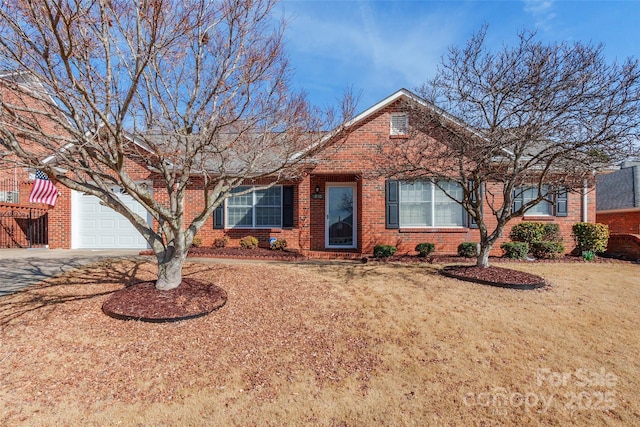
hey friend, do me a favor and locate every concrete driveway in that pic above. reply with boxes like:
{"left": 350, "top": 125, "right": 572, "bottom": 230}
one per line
{"left": 0, "top": 249, "right": 141, "bottom": 296}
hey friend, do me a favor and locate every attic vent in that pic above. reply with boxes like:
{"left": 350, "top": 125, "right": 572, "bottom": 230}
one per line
{"left": 390, "top": 113, "right": 408, "bottom": 136}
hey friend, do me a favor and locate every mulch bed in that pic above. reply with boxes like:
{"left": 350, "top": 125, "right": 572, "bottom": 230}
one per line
{"left": 140, "top": 246, "right": 307, "bottom": 261}
{"left": 102, "top": 278, "right": 227, "bottom": 322}
{"left": 440, "top": 265, "right": 546, "bottom": 290}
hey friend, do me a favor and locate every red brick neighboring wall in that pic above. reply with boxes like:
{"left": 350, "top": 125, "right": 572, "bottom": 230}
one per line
{"left": 596, "top": 211, "right": 640, "bottom": 235}
{"left": 606, "top": 234, "right": 640, "bottom": 260}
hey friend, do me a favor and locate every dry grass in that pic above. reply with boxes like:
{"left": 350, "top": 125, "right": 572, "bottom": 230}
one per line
{"left": 0, "top": 258, "right": 638, "bottom": 426}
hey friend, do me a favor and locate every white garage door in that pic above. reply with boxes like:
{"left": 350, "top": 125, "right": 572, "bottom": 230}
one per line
{"left": 72, "top": 189, "right": 149, "bottom": 249}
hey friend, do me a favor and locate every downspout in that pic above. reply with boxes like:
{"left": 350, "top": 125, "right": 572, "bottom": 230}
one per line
{"left": 582, "top": 179, "right": 588, "bottom": 222}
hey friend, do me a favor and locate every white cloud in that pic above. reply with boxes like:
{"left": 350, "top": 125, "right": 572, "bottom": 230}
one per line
{"left": 523, "top": 0, "right": 556, "bottom": 31}
{"left": 280, "top": 1, "right": 463, "bottom": 108}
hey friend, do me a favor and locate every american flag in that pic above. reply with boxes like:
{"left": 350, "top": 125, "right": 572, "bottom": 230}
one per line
{"left": 29, "top": 170, "right": 59, "bottom": 206}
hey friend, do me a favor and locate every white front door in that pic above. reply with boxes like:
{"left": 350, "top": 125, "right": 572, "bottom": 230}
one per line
{"left": 325, "top": 184, "right": 356, "bottom": 248}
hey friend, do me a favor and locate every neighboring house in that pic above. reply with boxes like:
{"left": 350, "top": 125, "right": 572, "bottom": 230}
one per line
{"left": 596, "top": 161, "right": 640, "bottom": 234}
{"left": 15, "top": 89, "right": 594, "bottom": 256}
{"left": 596, "top": 161, "right": 640, "bottom": 260}
{"left": 0, "top": 74, "right": 55, "bottom": 248}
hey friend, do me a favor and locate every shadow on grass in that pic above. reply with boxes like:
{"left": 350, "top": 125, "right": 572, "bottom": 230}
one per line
{"left": 0, "top": 258, "right": 149, "bottom": 326}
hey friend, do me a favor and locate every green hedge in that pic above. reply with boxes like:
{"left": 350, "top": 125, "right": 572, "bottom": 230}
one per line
{"left": 415, "top": 243, "right": 435, "bottom": 257}
{"left": 510, "top": 222, "right": 562, "bottom": 244}
{"left": 457, "top": 242, "right": 478, "bottom": 258}
{"left": 572, "top": 222, "right": 609, "bottom": 253}
{"left": 530, "top": 241, "right": 565, "bottom": 259}
{"left": 500, "top": 242, "right": 529, "bottom": 259}
{"left": 373, "top": 244, "right": 397, "bottom": 258}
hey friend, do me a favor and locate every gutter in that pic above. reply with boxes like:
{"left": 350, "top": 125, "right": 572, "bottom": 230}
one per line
{"left": 582, "top": 180, "right": 588, "bottom": 222}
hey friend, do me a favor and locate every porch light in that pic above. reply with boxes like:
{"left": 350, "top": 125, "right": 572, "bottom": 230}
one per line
{"left": 311, "top": 184, "right": 323, "bottom": 199}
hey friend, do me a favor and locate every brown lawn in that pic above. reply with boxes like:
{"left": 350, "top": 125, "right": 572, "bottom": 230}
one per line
{"left": 0, "top": 258, "right": 638, "bottom": 426}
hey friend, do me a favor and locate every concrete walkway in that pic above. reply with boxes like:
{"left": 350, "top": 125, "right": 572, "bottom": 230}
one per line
{"left": 0, "top": 249, "right": 141, "bottom": 296}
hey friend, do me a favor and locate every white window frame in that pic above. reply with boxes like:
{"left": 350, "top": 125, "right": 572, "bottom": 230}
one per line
{"left": 390, "top": 113, "right": 408, "bottom": 136}
{"left": 226, "top": 186, "right": 283, "bottom": 228}
{"left": 399, "top": 181, "right": 465, "bottom": 228}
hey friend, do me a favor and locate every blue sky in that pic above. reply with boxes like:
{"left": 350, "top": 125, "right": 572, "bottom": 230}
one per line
{"left": 277, "top": 0, "right": 640, "bottom": 113}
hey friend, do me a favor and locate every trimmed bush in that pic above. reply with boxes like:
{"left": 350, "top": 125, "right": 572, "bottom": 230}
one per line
{"left": 530, "top": 241, "right": 565, "bottom": 259}
{"left": 239, "top": 235, "right": 259, "bottom": 250}
{"left": 542, "top": 223, "right": 562, "bottom": 242}
{"left": 572, "top": 222, "right": 609, "bottom": 254}
{"left": 510, "top": 222, "right": 563, "bottom": 244}
{"left": 509, "top": 222, "right": 544, "bottom": 244}
{"left": 191, "top": 236, "right": 203, "bottom": 247}
{"left": 457, "top": 242, "right": 478, "bottom": 258}
{"left": 415, "top": 242, "right": 435, "bottom": 257}
{"left": 213, "top": 237, "right": 228, "bottom": 248}
{"left": 270, "top": 238, "right": 287, "bottom": 250}
{"left": 501, "top": 242, "right": 529, "bottom": 259}
{"left": 373, "top": 244, "right": 397, "bottom": 258}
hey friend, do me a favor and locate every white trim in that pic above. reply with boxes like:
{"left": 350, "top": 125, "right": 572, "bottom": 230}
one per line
{"left": 325, "top": 183, "right": 357, "bottom": 249}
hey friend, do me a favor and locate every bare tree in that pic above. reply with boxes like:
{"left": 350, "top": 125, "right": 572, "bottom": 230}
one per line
{"left": 380, "top": 26, "right": 640, "bottom": 267}
{"left": 0, "top": 0, "right": 353, "bottom": 290}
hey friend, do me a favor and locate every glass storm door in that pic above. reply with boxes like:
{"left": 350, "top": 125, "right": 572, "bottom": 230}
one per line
{"left": 326, "top": 184, "right": 356, "bottom": 248}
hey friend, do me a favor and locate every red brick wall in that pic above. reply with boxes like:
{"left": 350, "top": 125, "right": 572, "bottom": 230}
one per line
{"left": 304, "top": 100, "right": 596, "bottom": 256}
{"left": 605, "top": 234, "right": 640, "bottom": 260}
{"left": 596, "top": 211, "right": 640, "bottom": 235}
{"left": 45, "top": 97, "right": 598, "bottom": 256}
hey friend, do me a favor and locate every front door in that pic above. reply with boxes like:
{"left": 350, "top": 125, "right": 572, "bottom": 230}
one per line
{"left": 325, "top": 184, "right": 356, "bottom": 248}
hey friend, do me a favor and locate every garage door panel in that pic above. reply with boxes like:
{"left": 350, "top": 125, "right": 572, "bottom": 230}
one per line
{"left": 73, "top": 190, "right": 149, "bottom": 249}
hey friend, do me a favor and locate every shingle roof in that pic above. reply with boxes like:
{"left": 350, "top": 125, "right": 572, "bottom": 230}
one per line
{"left": 596, "top": 162, "right": 640, "bottom": 211}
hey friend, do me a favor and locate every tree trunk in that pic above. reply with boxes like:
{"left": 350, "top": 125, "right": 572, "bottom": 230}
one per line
{"left": 155, "top": 249, "right": 187, "bottom": 290}
{"left": 476, "top": 242, "right": 492, "bottom": 268}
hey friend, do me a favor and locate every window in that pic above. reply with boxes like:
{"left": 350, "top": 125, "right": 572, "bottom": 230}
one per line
{"left": 226, "top": 186, "right": 282, "bottom": 228}
{"left": 513, "top": 186, "right": 553, "bottom": 216}
{"left": 398, "top": 181, "right": 464, "bottom": 227}
{"left": 390, "top": 113, "right": 408, "bottom": 136}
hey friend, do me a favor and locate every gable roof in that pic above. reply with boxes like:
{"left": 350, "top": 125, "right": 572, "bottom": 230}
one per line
{"left": 344, "top": 88, "right": 475, "bottom": 135}
{"left": 596, "top": 162, "right": 640, "bottom": 211}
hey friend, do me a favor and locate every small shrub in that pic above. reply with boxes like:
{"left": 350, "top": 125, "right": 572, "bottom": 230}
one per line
{"left": 542, "top": 223, "right": 562, "bottom": 242}
{"left": 457, "top": 242, "right": 478, "bottom": 258}
{"left": 271, "top": 238, "right": 287, "bottom": 250}
{"left": 501, "top": 242, "right": 529, "bottom": 259}
{"left": 582, "top": 250, "right": 596, "bottom": 261}
{"left": 373, "top": 244, "right": 397, "bottom": 258}
{"left": 239, "top": 235, "right": 259, "bottom": 250}
{"left": 213, "top": 236, "right": 229, "bottom": 248}
{"left": 530, "top": 241, "right": 565, "bottom": 259}
{"left": 509, "top": 222, "right": 544, "bottom": 244}
{"left": 191, "top": 236, "right": 203, "bottom": 248}
{"left": 572, "top": 222, "right": 609, "bottom": 254}
{"left": 415, "top": 242, "right": 435, "bottom": 257}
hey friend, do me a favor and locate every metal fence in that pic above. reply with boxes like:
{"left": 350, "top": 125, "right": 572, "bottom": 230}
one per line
{"left": 0, "top": 207, "right": 48, "bottom": 248}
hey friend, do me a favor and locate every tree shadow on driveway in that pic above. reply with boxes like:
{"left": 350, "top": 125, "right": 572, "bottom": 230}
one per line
{"left": 0, "top": 258, "right": 148, "bottom": 326}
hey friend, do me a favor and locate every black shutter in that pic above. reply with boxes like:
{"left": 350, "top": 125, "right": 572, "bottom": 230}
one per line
{"left": 282, "top": 186, "right": 294, "bottom": 228}
{"left": 386, "top": 180, "right": 399, "bottom": 229}
{"left": 555, "top": 187, "right": 568, "bottom": 217}
{"left": 468, "top": 180, "right": 481, "bottom": 228}
{"left": 512, "top": 188, "right": 524, "bottom": 214}
{"left": 213, "top": 203, "right": 224, "bottom": 229}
